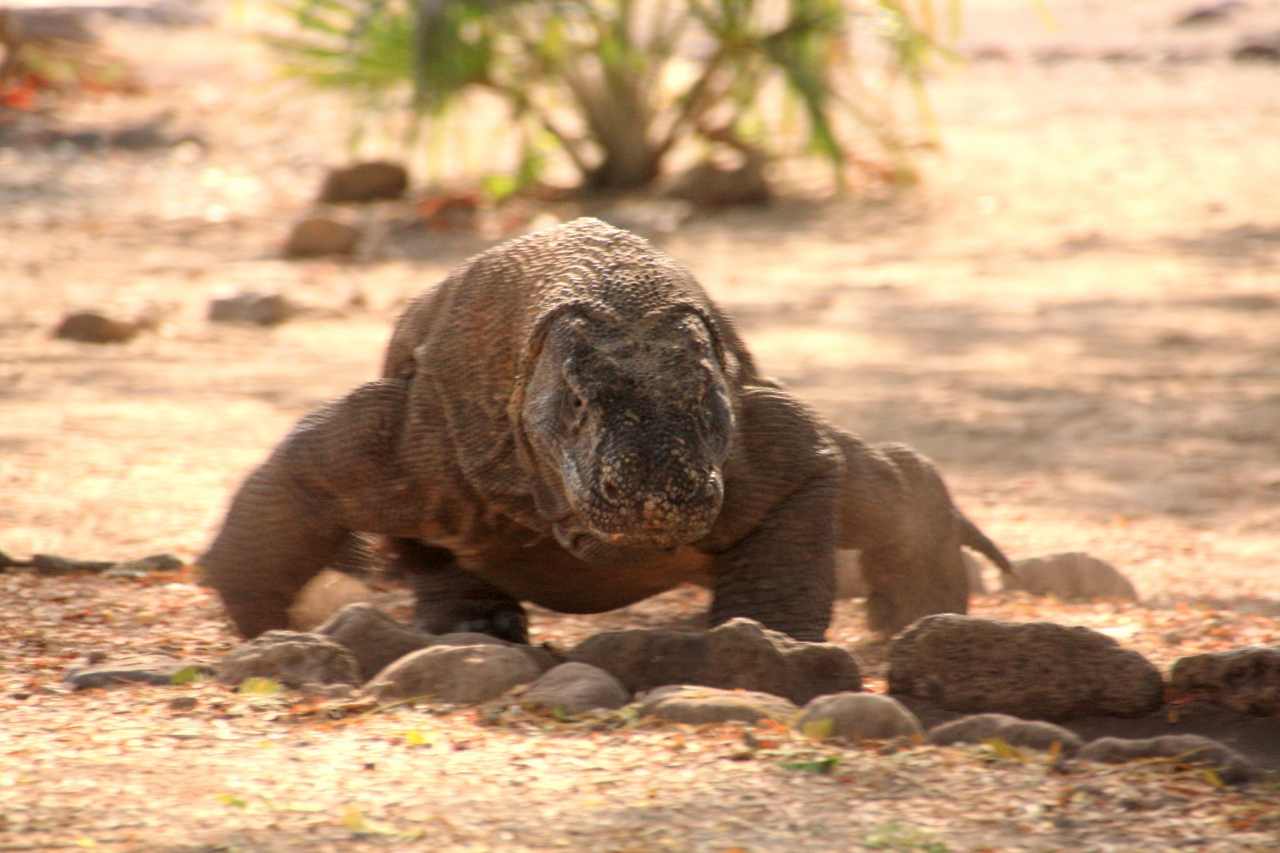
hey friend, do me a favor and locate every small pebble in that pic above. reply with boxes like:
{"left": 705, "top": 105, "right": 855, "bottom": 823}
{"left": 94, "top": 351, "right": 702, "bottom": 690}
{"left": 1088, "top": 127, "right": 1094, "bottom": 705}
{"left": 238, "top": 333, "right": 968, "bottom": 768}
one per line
{"left": 169, "top": 696, "right": 199, "bottom": 711}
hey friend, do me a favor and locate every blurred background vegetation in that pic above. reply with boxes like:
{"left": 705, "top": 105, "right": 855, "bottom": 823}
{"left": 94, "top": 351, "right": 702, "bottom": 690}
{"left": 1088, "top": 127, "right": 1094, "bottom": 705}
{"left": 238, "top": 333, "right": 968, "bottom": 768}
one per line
{"left": 266, "top": 0, "right": 964, "bottom": 196}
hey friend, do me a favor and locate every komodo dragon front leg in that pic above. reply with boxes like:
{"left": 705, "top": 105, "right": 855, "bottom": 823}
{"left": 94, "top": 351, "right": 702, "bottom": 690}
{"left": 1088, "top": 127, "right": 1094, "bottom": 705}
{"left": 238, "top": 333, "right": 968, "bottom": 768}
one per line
{"left": 707, "top": 388, "right": 844, "bottom": 642}
{"left": 200, "top": 379, "right": 425, "bottom": 638}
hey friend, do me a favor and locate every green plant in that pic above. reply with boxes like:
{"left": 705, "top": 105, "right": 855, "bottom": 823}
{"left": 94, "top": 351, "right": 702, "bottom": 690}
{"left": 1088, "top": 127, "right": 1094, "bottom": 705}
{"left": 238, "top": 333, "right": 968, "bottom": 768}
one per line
{"left": 268, "top": 0, "right": 963, "bottom": 191}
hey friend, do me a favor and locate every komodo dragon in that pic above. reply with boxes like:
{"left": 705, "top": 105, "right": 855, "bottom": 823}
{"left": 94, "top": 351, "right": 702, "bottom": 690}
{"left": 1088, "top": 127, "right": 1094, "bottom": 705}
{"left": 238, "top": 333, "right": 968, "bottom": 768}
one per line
{"left": 201, "top": 218, "right": 1011, "bottom": 642}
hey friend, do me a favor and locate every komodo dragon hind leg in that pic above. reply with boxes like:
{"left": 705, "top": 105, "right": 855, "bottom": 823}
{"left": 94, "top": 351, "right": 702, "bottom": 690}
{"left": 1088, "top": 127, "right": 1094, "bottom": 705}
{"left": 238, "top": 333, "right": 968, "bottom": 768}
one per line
{"left": 392, "top": 539, "right": 529, "bottom": 644}
{"left": 836, "top": 436, "right": 976, "bottom": 636}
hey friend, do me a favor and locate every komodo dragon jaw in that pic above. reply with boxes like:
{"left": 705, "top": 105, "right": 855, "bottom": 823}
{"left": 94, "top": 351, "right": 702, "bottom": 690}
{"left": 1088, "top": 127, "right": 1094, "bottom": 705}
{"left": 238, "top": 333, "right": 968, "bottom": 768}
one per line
{"left": 519, "top": 307, "right": 733, "bottom": 558}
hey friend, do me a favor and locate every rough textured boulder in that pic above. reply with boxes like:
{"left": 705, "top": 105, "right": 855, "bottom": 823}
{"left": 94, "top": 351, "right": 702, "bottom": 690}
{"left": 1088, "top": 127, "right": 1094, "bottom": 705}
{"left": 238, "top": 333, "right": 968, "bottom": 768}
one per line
{"left": 523, "top": 663, "right": 631, "bottom": 716}
{"left": 569, "top": 618, "right": 861, "bottom": 706}
{"left": 288, "top": 569, "right": 373, "bottom": 632}
{"left": 318, "top": 161, "right": 408, "bottom": 204}
{"left": 218, "top": 631, "right": 359, "bottom": 689}
{"left": 368, "top": 644, "right": 540, "bottom": 703}
{"left": 284, "top": 216, "right": 363, "bottom": 258}
{"left": 53, "top": 311, "right": 140, "bottom": 344}
{"left": 1078, "top": 735, "right": 1261, "bottom": 784}
{"left": 1170, "top": 648, "right": 1280, "bottom": 715}
{"left": 64, "top": 657, "right": 214, "bottom": 690}
{"left": 887, "top": 615, "right": 1164, "bottom": 720}
{"left": 926, "top": 713, "right": 1084, "bottom": 754}
{"left": 796, "top": 693, "right": 923, "bottom": 742}
{"left": 316, "top": 603, "right": 437, "bottom": 681}
{"left": 1005, "top": 553, "right": 1137, "bottom": 602}
{"left": 208, "top": 291, "right": 297, "bottom": 326}
{"left": 639, "top": 685, "right": 798, "bottom": 725}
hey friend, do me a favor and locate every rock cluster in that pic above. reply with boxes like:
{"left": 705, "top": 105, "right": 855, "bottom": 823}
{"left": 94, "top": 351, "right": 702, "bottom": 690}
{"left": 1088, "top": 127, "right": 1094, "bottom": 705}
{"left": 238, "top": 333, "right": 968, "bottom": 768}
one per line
{"left": 569, "top": 617, "right": 862, "bottom": 705}
{"left": 73, "top": 603, "right": 1278, "bottom": 782}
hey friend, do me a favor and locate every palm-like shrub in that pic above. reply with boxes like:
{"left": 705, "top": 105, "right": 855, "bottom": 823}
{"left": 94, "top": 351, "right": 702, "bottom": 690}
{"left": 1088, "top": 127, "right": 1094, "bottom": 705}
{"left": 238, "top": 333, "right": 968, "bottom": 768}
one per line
{"left": 269, "top": 0, "right": 959, "bottom": 191}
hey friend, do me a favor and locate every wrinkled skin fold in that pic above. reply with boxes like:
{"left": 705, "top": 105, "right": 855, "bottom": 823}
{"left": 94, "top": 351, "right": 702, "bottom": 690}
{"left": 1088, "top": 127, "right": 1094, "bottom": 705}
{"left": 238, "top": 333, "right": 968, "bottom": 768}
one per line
{"left": 200, "top": 218, "right": 1012, "bottom": 643}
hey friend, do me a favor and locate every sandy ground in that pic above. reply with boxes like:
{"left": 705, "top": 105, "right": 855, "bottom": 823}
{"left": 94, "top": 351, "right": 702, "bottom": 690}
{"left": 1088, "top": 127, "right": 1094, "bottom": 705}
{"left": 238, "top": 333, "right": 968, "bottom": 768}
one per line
{"left": 2, "top": 0, "right": 1280, "bottom": 850}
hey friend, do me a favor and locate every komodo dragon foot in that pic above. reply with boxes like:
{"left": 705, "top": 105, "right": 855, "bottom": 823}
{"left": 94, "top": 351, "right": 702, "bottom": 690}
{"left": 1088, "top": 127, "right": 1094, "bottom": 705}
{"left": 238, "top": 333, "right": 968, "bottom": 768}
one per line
{"left": 392, "top": 539, "right": 530, "bottom": 644}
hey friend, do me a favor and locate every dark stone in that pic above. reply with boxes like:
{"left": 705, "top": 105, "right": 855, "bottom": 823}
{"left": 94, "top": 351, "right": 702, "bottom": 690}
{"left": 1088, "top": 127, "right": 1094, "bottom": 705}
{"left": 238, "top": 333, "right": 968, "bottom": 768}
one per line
{"left": 218, "top": 631, "right": 359, "bottom": 689}
{"left": 106, "top": 553, "right": 184, "bottom": 577}
{"left": 926, "top": 713, "right": 1084, "bottom": 754}
{"left": 1078, "top": 735, "right": 1261, "bottom": 784}
{"left": 639, "top": 685, "right": 798, "bottom": 725}
{"left": 1175, "top": 2, "right": 1247, "bottom": 27}
{"left": 1006, "top": 552, "right": 1138, "bottom": 602}
{"left": 666, "top": 150, "right": 771, "bottom": 208}
{"left": 284, "top": 216, "right": 364, "bottom": 258}
{"left": 317, "top": 161, "right": 408, "bottom": 204}
{"left": 52, "top": 311, "right": 139, "bottom": 344}
{"left": 64, "top": 657, "right": 215, "bottom": 690}
{"left": 30, "top": 554, "right": 116, "bottom": 575}
{"left": 1232, "top": 35, "right": 1280, "bottom": 63}
{"left": 888, "top": 615, "right": 1164, "bottom": 720}
{"left": 207, "top": 292, "right": 296, "bottom": 326}
{"left": 1170, "top": 647, "right": 1280, "bottom": 715}
{"left": 367, "top": 644, "right": 540, "bottom": 703}
{"left": 523, "top": 663, "right": 631, "bottom": 716}
{"left": 568, "top": 617, "right": 861, "bottom": 706}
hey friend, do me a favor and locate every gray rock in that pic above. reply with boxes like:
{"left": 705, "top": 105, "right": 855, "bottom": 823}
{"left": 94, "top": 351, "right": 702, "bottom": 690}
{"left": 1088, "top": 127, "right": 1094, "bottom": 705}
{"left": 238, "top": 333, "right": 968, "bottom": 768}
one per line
{"left": 431, "top": 633, "right": 562, "bottom": 673}
{"left": 888, "top": 615, "right": 1164, "bottom": 720}
{"left": 569, "top": 617, "right": 861, "bottom": 706}
{"left": 218, "top": 631, "right": 359, "bottom": 689}
{"left": 208, "top": 291, "right": 296, "bottom": 326}
{"left": 523, "top": 663, "right": 631, "bottom": 716}
{"left": 64, "top": 657, "right": 215, "bottom": 690}
{"left": 105, "top": 553, "right": 184, "bottom": 578}
{"left": 316, "top": 603, "right": 436, "bottom": 681}
{"left": 318, "top": 161, "right": 408, "bottom": 204}
{"left": 1170, "top": 647, "right": 1280, "bottom": 715}
{"left": 29, "top": 554, "right": 115, "bottom": 575}
{"left": 1005, "top": 553, "right": 1138, "bottom": 602}
{"left": 1232, "top": 35, "right": 1280, "bottom": 64}
{"left": 640, "top": 685, "right": 798, "bottom": 725}
{"left": 1078, "top": 735, "right": 1261, "bottom": 784}
{"left": 926, "top": 713, "right": 1084, "bottom": 754}
{"left": 284, "top": 216, "right": 363, "bottom": 258}
{"left": 368, "top": 644, "right": 540, "bottom": 704}
{"left": 796, "top": 693, "right": 923, "bottom": 742}
{"left": 53, "top": 311, "right": 140, "bottom": 344}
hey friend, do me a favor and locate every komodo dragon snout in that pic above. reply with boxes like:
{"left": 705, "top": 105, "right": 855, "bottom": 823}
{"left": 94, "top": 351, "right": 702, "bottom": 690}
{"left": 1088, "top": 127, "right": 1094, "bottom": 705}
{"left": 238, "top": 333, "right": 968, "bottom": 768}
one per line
{"left": 518, "top": 307, "right": 734, "bottom": 557}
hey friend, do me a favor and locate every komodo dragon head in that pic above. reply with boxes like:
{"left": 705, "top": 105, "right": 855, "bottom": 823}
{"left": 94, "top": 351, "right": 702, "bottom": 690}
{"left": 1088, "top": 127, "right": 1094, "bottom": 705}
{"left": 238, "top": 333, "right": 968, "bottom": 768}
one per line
{"left": 516, "top": 302, "right": 735, "bottom": 561}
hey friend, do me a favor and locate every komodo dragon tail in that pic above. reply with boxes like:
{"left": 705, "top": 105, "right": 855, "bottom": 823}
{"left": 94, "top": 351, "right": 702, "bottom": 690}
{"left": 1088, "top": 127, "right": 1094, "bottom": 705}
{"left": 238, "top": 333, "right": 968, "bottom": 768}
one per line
{"left": 955, "top": 510, "right": 1013, "bottom": 576}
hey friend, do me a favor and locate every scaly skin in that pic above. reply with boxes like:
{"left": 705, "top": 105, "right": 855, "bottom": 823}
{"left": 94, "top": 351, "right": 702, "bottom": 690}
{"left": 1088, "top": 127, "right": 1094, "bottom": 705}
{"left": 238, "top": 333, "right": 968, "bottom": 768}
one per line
{"left": 200, "top": 218, "right": 1010, "bottom": 642}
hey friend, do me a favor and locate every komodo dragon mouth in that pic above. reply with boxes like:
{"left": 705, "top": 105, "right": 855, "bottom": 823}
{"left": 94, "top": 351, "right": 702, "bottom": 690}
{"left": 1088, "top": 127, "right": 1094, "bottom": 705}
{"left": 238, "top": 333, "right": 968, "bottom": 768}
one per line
{"left": 520, "top": 305, "right": 733, "bottom": 560}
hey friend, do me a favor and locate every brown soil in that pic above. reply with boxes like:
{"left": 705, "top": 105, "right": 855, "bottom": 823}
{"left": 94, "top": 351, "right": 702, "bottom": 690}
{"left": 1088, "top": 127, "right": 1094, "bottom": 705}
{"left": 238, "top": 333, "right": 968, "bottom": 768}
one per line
{"left": 2, "top": 1, "right": 1280, "bottom": 850}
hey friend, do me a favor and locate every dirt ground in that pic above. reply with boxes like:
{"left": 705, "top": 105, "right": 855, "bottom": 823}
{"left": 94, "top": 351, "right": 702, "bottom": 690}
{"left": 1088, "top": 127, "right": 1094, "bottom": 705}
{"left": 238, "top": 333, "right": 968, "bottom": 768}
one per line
{"left": 3, "top": 0, "right": 1280, "bottom": 850}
